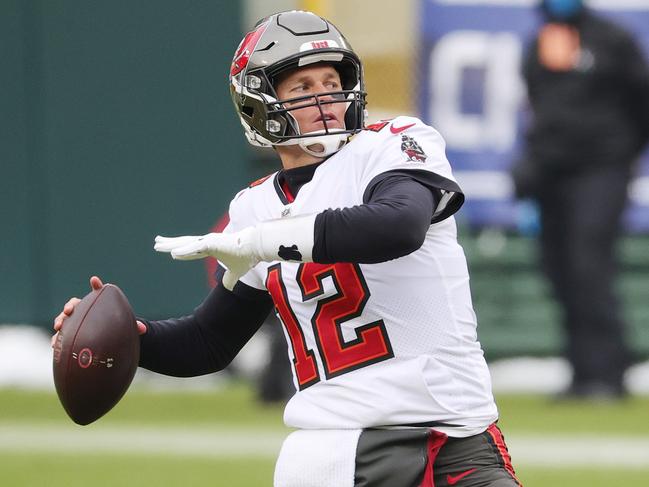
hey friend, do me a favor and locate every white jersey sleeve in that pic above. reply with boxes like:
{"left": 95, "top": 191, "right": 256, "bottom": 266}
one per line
{"left": 359, "top": 116, "right": 464, "bottom": 223}
{"left": 220, "top": 178, "right": 276, "bottom": 291}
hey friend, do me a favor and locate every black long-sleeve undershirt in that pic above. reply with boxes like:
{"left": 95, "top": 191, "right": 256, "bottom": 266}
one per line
{"left": 139, "top": 170, "right": 452, "bottom": 376}
{"left": 139, "top": 278, "right": 274, "bottom": 376}
{"left": 313, "top": 174, "right": 437, "bottom": 263}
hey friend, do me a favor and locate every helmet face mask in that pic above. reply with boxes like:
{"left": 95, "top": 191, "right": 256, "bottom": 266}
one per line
{"left": 229, "top": 11, "right": 367, "bottom": 157}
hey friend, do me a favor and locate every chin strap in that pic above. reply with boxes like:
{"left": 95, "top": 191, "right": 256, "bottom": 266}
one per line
{"left": 297, "top": 131, "right": 349, "bottom": 157}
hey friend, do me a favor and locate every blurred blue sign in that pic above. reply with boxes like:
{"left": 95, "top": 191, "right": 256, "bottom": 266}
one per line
{"left": 419, "top": 0, "right": 649, "bottom": 232}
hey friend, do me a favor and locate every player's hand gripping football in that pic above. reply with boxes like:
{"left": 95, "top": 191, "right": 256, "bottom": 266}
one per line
{"left": 51, "top": 276, "right": 147, "bottom": 348}
{"left": 154, "top": 214, "right": 318, "bottom": 291}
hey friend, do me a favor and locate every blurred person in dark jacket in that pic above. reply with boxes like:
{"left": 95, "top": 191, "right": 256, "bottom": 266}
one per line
{"left": 512, "top": 0, "right": 649, "bottom": 399}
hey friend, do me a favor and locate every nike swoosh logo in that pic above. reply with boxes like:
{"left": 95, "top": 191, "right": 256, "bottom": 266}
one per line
{"left": 389, "top": 122, "right": 416, "bottom": 134}
{"left": 447, "top": 468, "right": 478, "bottom": 485}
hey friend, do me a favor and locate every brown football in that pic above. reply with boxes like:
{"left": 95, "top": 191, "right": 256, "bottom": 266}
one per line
{"left": 53, "top": 283, "right": 139, "bottom": 425}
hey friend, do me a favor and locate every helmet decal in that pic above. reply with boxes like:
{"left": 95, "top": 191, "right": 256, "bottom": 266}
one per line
{"left": 300, "top": 40, "right": 340, "bottom": 52}
{"left": 230, "top": 22, "right": 269, "bottom": 77}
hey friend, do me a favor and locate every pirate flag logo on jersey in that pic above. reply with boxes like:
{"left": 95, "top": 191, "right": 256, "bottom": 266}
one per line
{"left": 400, "top": 135, "right": 427, "bottom": 162}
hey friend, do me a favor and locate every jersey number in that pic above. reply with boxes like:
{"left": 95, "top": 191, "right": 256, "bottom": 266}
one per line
{"left": 266, "top": 263, "right": 394, "bottom": 390}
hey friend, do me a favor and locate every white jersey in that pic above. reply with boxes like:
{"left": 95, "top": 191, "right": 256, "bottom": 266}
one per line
{"left": 224, "top": 116, "right": 498, "bottom": 437}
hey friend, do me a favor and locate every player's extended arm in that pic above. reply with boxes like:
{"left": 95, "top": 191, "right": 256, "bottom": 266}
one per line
{"left": 154, "top": 214, "right": 317, "bottom": 291}
{"left": 138, "top": 276, "right": 274, "bottom": 376}
{"left": 155, "top": 175, "right": 438, "bottom": 288}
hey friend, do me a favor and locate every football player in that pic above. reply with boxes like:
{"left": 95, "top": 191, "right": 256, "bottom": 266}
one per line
{"left": 55, "top": 10, "right": 521, "bottom": 487}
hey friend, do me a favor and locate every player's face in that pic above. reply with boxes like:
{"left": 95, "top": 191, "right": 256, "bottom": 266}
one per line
{"left": 275, "top": 64, "right": 347, "bottom": 135}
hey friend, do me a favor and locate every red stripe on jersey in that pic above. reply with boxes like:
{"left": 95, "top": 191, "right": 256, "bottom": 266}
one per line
{"left": 364, "top": 120, "right": 391, "bottom": 132}
{"left": 486, "top": 424, "right": 522, "bottom": 486}
{"left": 281, "top": 178, "right": 295, "bottom": 203}
{"left": 249, "top": 173, "right": 273, "bottom": 188}
{"left": 419, "top": 430, "right": 448, "bottom": 487}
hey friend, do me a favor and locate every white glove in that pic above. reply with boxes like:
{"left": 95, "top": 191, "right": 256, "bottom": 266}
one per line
{"left": 154, "top": 214, "right": 317, "bottom": 291}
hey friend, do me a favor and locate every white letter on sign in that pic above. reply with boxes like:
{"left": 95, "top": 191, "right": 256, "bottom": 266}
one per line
{"left": 429, "top": 30, "right": 524, "bottom": 152}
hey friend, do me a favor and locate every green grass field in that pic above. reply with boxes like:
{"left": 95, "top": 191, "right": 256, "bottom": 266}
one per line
{"left": 1, "top": 383, "right": 648, "bottom": 486}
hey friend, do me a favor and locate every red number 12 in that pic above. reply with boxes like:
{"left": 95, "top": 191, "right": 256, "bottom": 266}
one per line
{"left": 266, "top": 262, "right": 394, "bottom": 390}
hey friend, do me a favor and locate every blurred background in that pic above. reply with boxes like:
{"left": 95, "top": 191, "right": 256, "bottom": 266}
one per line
{"left": 1, "top": 1, "right": 649, "bottom": 486}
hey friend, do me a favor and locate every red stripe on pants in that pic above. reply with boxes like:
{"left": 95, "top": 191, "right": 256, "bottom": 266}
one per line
{"left": 487, "top": 424, "right": 522, "bottom": 486}
{"left": 419, "top": 430, "right": 448, "bottom": 487}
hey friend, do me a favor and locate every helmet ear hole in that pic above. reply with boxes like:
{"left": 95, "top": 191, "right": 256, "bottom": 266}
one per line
{"left": 334, "top": 63, "right": 357, "bottom": 91}
{"left": 345, "top": 104, "right": 360, "bottom": 130}
{"left": 344, "top": 90, "right": 364, "bottom": 131}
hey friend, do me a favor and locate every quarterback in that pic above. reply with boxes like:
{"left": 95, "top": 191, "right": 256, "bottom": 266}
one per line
{"left": 55, "top": 10, "right": 521, "bottom": 487}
